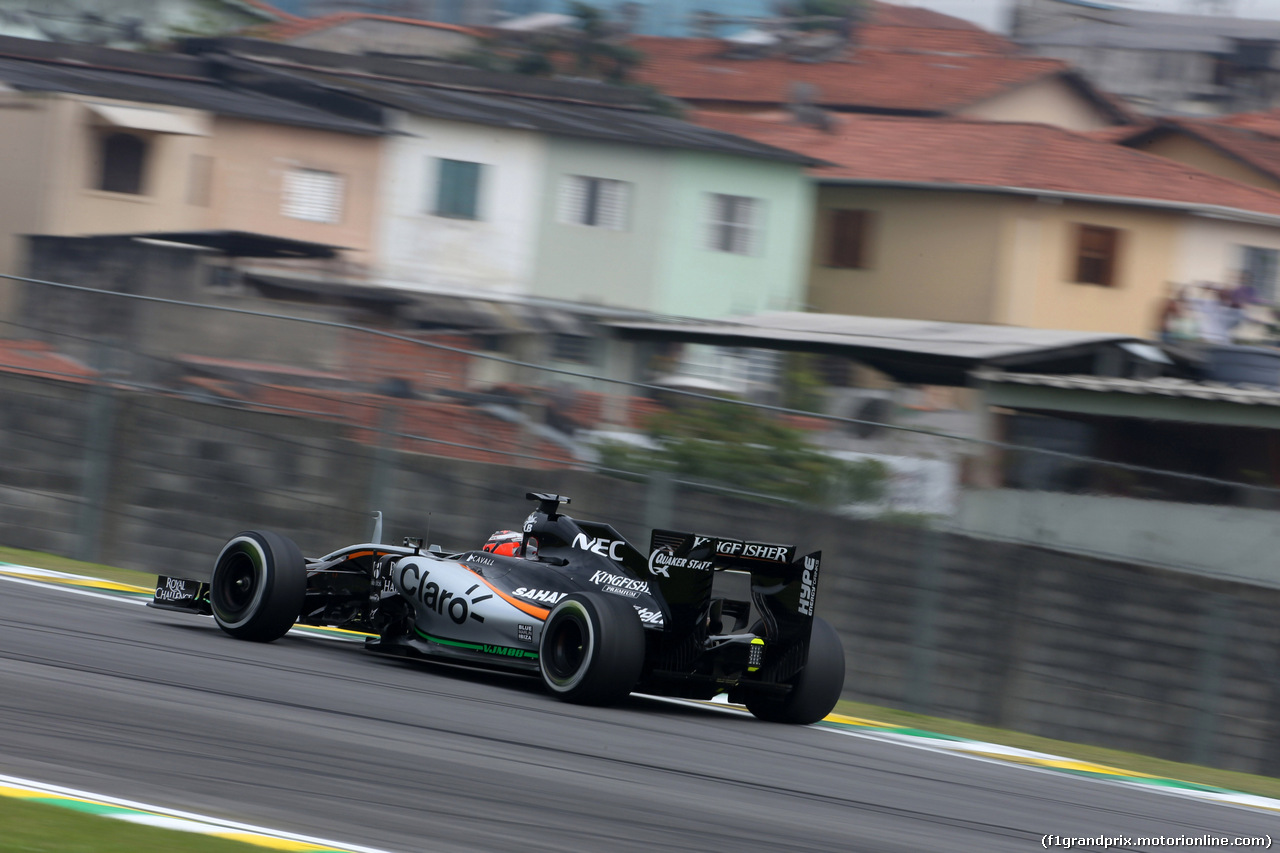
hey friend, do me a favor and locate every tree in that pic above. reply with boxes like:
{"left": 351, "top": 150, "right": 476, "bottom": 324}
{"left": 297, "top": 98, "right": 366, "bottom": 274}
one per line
{"left": 598, "top": 398, "right": 887, "bottom": 507}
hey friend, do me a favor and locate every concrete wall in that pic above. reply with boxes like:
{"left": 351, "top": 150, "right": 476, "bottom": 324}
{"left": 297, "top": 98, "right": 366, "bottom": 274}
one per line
{"left": 0, "top": 92, "right": 214, "bottom": 279}
{"left": 3, "top": 368, "right": 1279, "bottom": 775}
{"left": 953, "top": 489, "right": 1280, "bottom": 588}
{"left": 532, "top": 139, "right": 670, "bottom": 310}
{"left": 655, "top": 151, "right": 812, "bottom": 318}
{"left": 809, "top": 187, "right": 1006, "bottom": 322}
{"left": 376, "top": 114, "right": 546, "bottom": 293}
{"left": 808, "top": 187, "right": 1185, "bottom": 337}
{"left": 209, "top": 116, "right": 381, "bottom": 264}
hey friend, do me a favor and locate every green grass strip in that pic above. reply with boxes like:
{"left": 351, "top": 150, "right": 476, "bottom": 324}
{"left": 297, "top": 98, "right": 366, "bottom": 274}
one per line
{"left": 0, "top": 796, "right": 299, "bottom": 853}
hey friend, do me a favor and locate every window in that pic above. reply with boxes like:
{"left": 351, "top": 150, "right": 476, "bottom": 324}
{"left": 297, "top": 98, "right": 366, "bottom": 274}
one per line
{"left": 434, "top": 159, "right": 482, "bottom": 220}
{"left": 706, "top": 193, "right": 761, "bottom": 255}
{"left": 827, "top": 209, "right": 872, "bottom": 268}
{"left": 97, "top": 132, "right": 147, "bottom": 194}
{"left": 1073, "top": 224, "right": 1121, "bottom": 286}
{"left": 551, "top": 334, "right": 594, "bottom": 364}
{"left": 557, "top": 175, "right": 629, "bottom": 230}
{"left": 281, "top": 168, "right": 344, "bottom": 223}
{"left": 1241, "top": 246, "right": 1279, "bottom": 302}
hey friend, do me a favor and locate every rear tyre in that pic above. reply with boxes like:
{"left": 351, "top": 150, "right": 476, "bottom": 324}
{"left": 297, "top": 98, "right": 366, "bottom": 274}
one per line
{"left": 210, "top": 530, "right": 307, "bottom": 642}
{"left": 745, "top": 617, "right": 845, "bottom": 724}
{"left": 538, "top": 592, "right": 644, "bottom": 705}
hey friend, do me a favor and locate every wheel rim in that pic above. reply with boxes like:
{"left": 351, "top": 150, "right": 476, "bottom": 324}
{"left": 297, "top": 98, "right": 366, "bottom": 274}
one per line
{"left": 217, "top": 552, "right": 257, "bottom": 615}
{"left": 212, "top": 537, "right": 269, "bottom": 629}
{"left": 541, "top": 601, "right": 593, "bottom": 691}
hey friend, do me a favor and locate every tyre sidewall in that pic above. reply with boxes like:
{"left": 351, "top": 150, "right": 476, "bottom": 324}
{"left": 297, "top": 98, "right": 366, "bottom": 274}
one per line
{"left": 211, "top": 530, "right": 305, "bottom": 642}
{"left": 211, "top": 533, "right": 272, "bottom": 631}
{"left": 747, "top": 616, "right": 846, "bottom": 725}
{"left": 538, "top": 592, "right": 644, "bottom": 705}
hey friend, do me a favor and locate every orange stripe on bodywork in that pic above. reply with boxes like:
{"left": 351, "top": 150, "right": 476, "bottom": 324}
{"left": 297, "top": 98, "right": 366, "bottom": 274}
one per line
{"left": 458, "top": 564, "right": 551, "bottom": 620}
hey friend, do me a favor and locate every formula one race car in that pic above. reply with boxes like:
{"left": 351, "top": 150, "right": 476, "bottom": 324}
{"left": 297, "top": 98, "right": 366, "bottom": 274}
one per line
{"left": 150, "top": 493, "right": 844, "bottom": 724}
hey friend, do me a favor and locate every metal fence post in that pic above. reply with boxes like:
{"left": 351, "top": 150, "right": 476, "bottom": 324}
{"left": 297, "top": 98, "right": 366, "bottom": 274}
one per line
{"left": 75, "top": 341, "right": 116, "bottom": 564}
{"left": 367, "top": 402, "right": 400, "bottom": 519}
{"left": 644, "top": 471, "right": 674, "bottom": 533}
{"left": 1189, "top": 592, "right": 1232, "bottom": 767}
{"left": 906, "top": 526, "right": 943, "bottom": 713}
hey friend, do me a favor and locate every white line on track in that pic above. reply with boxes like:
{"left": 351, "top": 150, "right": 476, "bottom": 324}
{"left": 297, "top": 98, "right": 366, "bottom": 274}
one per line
{"left": 0, "top": 773, "right": 401, "bottom": 853}
{"left": 0, "top": 572, "right": 149, "bottom": 605}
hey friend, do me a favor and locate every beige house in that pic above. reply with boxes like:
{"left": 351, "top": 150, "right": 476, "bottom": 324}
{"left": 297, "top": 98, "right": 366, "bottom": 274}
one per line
{"left": 0, "top": 38, "right": 386, "bottom": 287}
{"left": 695, "top": 112, "right": 1280, "bottom": 338}
{"left": 1111, "top": 117, "right": 1280, "bottom": 195}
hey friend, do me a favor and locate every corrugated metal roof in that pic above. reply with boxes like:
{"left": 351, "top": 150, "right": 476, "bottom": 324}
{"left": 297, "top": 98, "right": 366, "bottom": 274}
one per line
{"left": 974, "top": 369, "right": 1280, "bottom": 407}
{"left": 611, "top": 312, "right": 1136, "bottom": 359}
{"left": 261, "top": 64, "right": 820, "bottom": 163}
{"left": 608, "top": 312, "right": 1142, "bottom": 385}
{"left": 0, "top": 57, "right": 386, "bottom": 135}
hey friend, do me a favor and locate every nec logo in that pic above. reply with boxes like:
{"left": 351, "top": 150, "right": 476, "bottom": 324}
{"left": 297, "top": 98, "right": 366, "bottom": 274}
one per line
{"left": 572, "top": 533, "right": 625, "bottom": 561}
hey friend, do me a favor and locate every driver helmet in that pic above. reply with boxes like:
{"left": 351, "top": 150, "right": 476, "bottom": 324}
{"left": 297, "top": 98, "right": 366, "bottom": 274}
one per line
{"left": 482, "top": 529, "right": 522, "bottom": 557}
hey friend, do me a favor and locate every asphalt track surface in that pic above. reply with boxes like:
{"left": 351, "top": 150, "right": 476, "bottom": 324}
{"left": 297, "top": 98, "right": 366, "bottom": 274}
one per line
{"left": 1, "top": 580, "right": 1275, "bottom": 853}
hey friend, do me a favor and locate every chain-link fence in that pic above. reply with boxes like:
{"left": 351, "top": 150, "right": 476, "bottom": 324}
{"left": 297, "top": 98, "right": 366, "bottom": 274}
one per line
{"left": 3, "top": 271, "right": 1279, "bottom": 776}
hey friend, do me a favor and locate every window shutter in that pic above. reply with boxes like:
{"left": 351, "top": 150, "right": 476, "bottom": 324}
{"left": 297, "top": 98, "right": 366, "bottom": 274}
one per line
{"left": 599, "top": 180, "right": 628, "bottom": 231}
{"left": 829, "top": 210, "right": 867, "bottom": 268}
{"left": 739, "top": 198, "right": 759, "bottom": 256}
{"left": 436, "top": 159, "right": 481, "bottom": 219}
{"left": 705, "top": 193, "right": 723, "bottom": 251}
{"left": 558, "top": 176, "right": 588, "bottom": 224}
{"left": 281, "top": 169, "right": 343, "bottom": 223}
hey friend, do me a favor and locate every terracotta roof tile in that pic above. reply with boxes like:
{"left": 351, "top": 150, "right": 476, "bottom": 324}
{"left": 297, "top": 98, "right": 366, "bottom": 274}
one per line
{"left": 1130, "top": 118, "right": 1280, "bottom": 185}
{"left": 1215, "top": 109, "right": 1280, "bottom": 140}
{"left": 690, "top": 111, "right": 1280, "bottom": 218}
{"left": 630, "top": 39, "right": 1067, "bottom": 112}
{"left": 0, "top": 340, "right": 96, "bottom": 383}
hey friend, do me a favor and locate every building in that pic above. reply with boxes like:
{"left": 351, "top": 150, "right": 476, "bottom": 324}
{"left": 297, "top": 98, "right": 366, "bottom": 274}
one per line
{"left": 0, "top": 35, "right": 387, "bottom": 303}
{"left": 626, "top": 3, "right": 1133, "bottom": 133}
{"left": 692, "top": 111, "right": 1280, "bottom": 338}
{"left": 1013, "top": 0, "right": 1280, "bottom": 116}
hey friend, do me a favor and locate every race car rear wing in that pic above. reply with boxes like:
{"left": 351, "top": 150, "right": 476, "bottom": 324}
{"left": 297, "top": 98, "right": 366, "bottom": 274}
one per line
{"left": 646, "top": 529, "right": 820, "bottom": 648}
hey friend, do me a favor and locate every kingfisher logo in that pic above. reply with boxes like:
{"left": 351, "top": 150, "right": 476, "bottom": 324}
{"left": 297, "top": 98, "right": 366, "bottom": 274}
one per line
{"left": 717, "top": 539, "right": 791, "bottom": 563}
{"left": 798, "top": 556, "right": 818, "bottom": 616}
{"left": 398, "top": 565, "right": 491, "bottom": 624}
{"left": 590, "top": 570, "right": 649, "bottom": 598}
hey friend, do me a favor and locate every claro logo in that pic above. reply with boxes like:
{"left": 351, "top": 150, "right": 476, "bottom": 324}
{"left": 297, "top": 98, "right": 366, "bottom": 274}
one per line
{"left": 399, "top": 565, "right": 490, "bottom": 625}
{"left": 799, "top": 556, "right": 818, "bottom": 617}
{"left": 572, "top": 533, "right": 626, "bottom": 561}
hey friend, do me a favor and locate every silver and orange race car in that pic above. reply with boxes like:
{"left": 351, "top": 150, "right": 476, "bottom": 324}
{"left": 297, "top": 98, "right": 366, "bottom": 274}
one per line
{"left": 150, "top": 493, "right": 844, "bottom": 724}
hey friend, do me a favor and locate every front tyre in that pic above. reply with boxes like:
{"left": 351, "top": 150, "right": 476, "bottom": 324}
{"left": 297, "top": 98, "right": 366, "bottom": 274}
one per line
{"left": 745, "top": 617, "right": 846, "bottom": 725}
{"left": 538, "top": 592, "right": 644, "bottom": 706}
{"left": 210, "top": 531, "right": 306, "bottom": 643}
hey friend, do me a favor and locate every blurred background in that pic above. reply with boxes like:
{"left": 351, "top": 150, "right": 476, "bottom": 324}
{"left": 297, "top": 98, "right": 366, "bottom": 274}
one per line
{"left": 3, "top": 0, "right": 1280, "bottom": 779}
